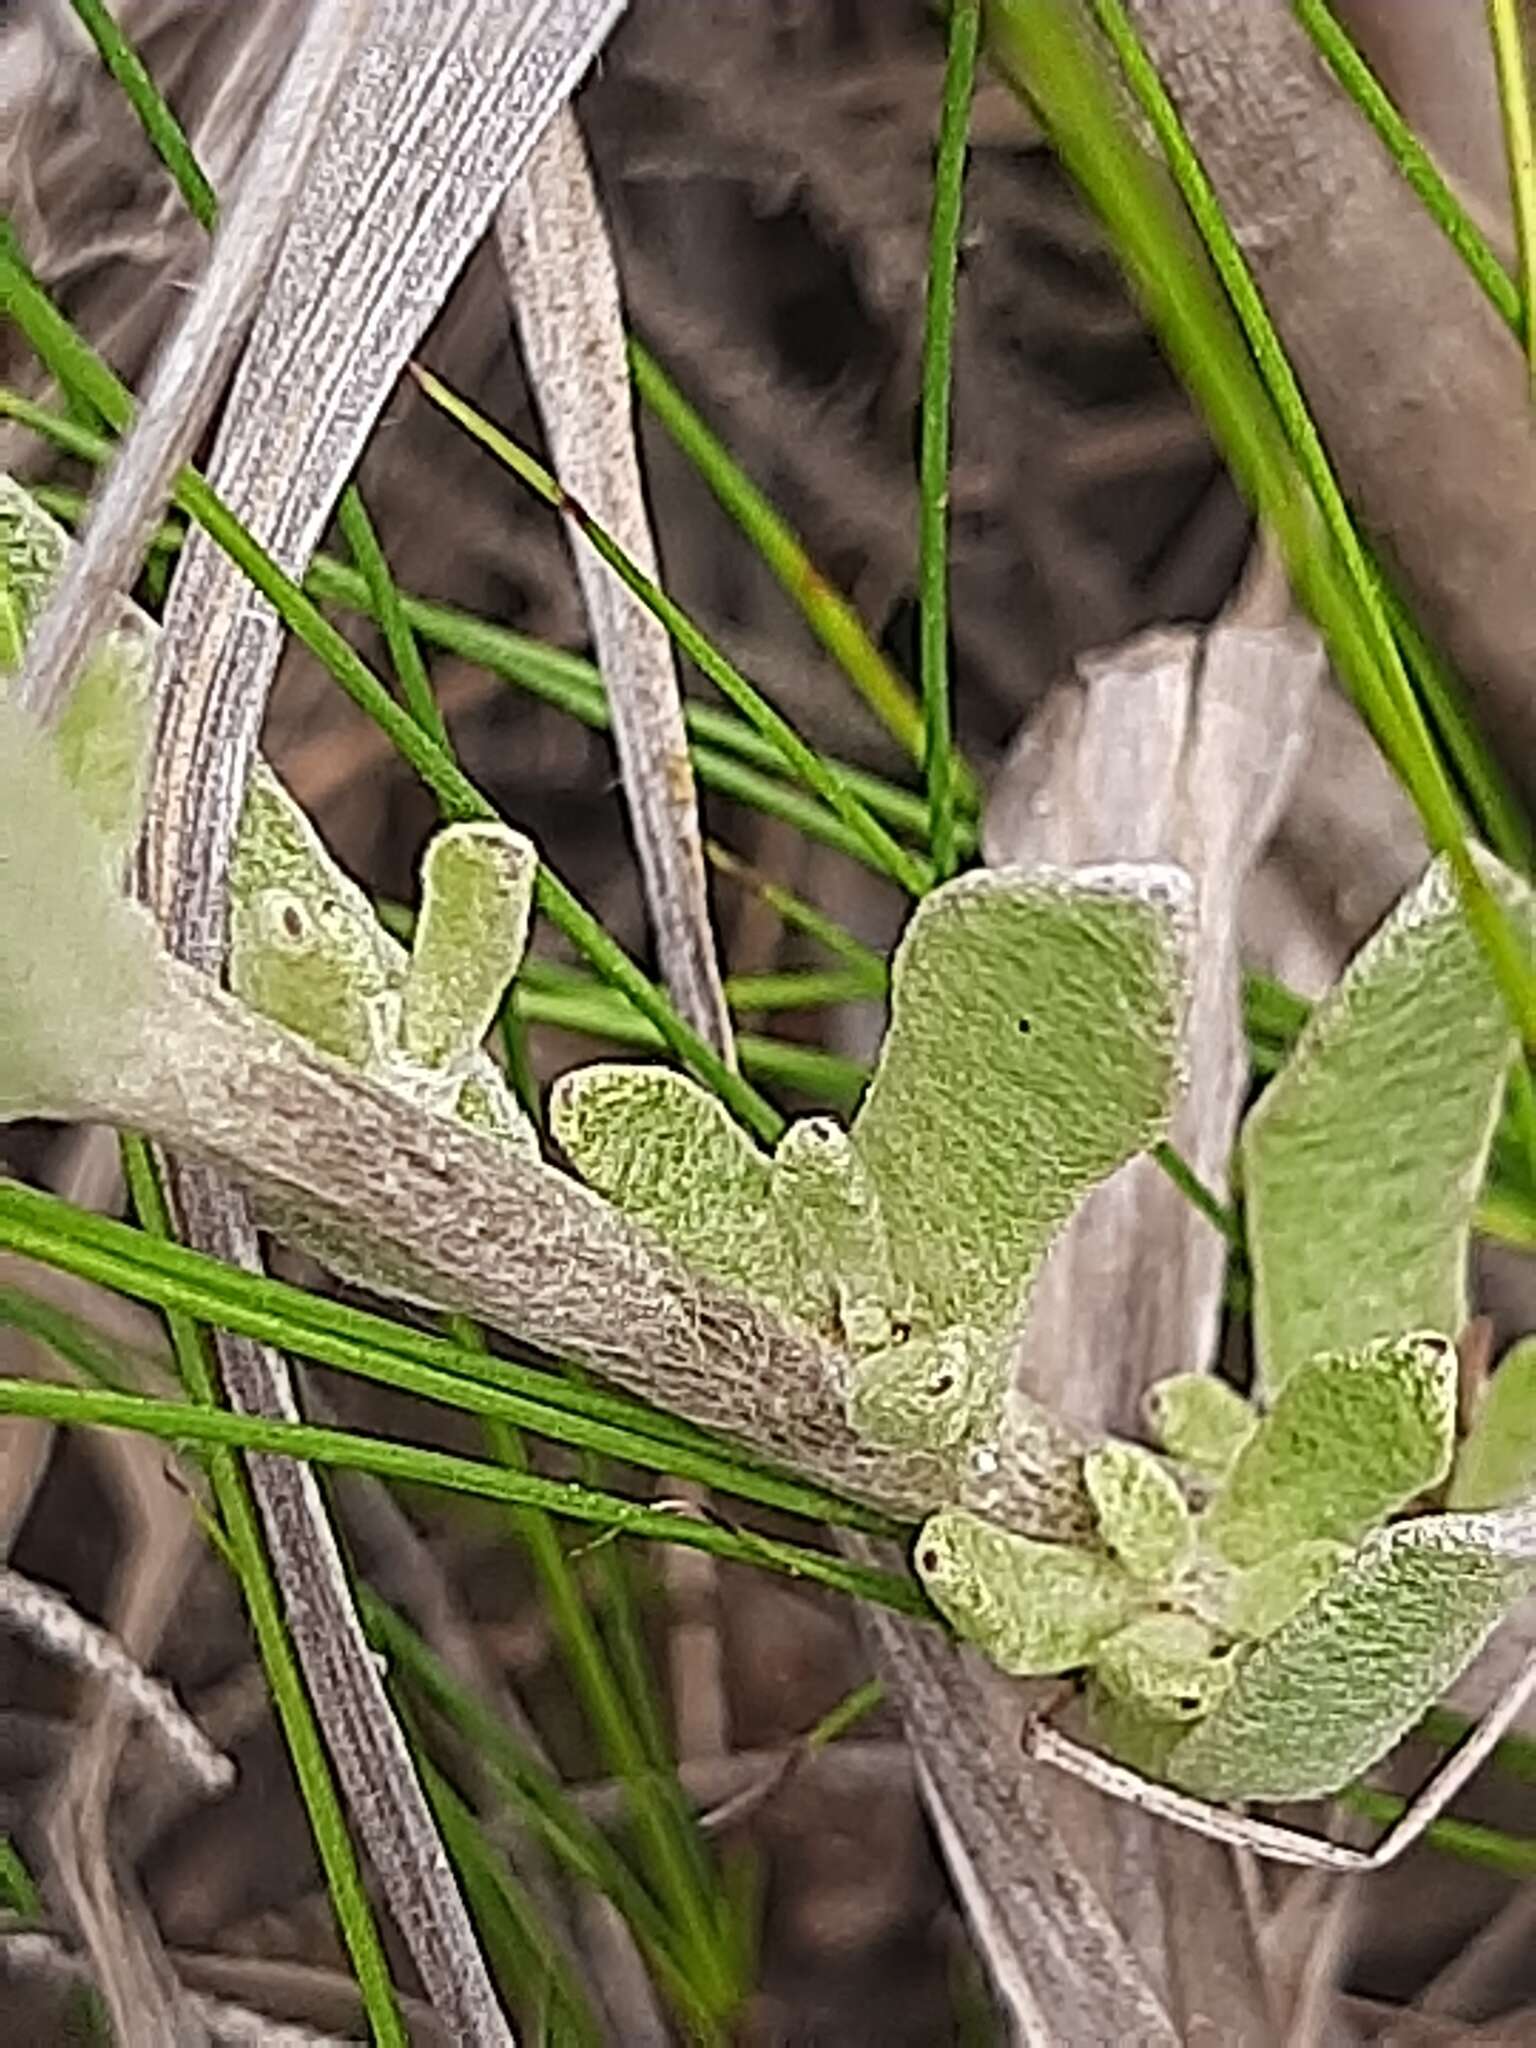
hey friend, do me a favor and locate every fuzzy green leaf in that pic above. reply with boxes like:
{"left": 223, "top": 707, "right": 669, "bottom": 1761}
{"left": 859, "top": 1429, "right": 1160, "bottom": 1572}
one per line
{"left": 1244, "top": 852, "right": 1529, "bottom": 1398}
{"left": 1083, "top": 1441, "right": 1194, "bottom": 1583}
{"left": 400, "top": 823, "right": 535, "bottom": 1071}
{"left": 1451, "top": 1336, "right": 1536, "bottom": 1510}
{"left": 0, "top": 701, "right": 164, "bottom": 1121}
{"left": 1169, "top": 1512, "right": 1536, "bottom": 1802}
{"left": 846, "top": 1325, "right": 1005, "bottom": 1453}
{"left": 550, "top": 1065, "right": 800, "bottom": 1305}
{"left": 1, "top": 476, "right": 154, "bottom": 865}
{"left": 229, "top": 765, "right": 402, "bottom": 1068}
{"left": 768, "top": 1116, "right": 898, "bottom": 1348}
{"left": 850, "top": 863, "right": 1190, "bottom": 1344}
{"left": 914, "top": 1508, "right": 1139, "bottom": 1675}
{"left": 1094, "top": 1612, "right": 1236, "bottom": 1722}
{"left": 1221, "top": 1539, "right": 1351, "bottom": 1642}
{"left": 1200, "top": 1334, "right": 1456, "bottom": 1569}
{"left": 1144, "top": 1373, "right": 1255, "bottom": 1480}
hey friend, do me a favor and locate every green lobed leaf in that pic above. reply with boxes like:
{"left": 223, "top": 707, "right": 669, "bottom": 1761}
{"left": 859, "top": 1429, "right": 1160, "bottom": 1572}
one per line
{"left": 1244, "top": 852, "right": 1530, "bottom": 1399}
{"left": 768, "top": 1116, "right": 898, "bottom": 1347}
{"left": 229, "top": 764, "right": 402, "bottom": 1068}
{"left": 1451, "top": 1336, "right": 1536, "bottom": 1511}
{"left": 1144, "top": 1373, "right": 1255, "bottom": 1480}
{"left": 1, "top": 474, "right": 154, "bottom": 867}
{"left": 845, "top": 1324, "right": 1006, "bottom": 1453}
{"left": 550, "top": 1065, "right": 800, "bottom": 1307}
{"left": 1083, "top": 1441, "right": 1194, "bottom": 1583}
{"left": 913, "top": 1508, "right": 1139, "bottom": 1675}
{"left": 1093, "top": 1611, "right": 1236, "bottom": 1722}
{"left": 1200, "top": 1334, "right": 1457, "bottom": 1569}
{"left": 851, "top": 862, "right": 1191, "bottom": 1345}
{"left": 1219, "top": 1539, "right": 1351, "bottom": 1642}
{"left": 1169, "top": 1512, "right": 1536, "bottom": 1802}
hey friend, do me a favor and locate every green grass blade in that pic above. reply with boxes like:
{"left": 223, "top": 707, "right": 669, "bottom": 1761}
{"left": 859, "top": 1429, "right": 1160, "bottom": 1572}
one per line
{"left": 1294, "top": 0, "right": 1523, "bottom": 339}
{"left": 0, "top": 1834, "right": 41, "bottom": 1918}
{"left": 413, "top": 1750, "right": 602, "bottom": 2045}
{"left": 0, "top": 1371, "right": 931, "bottom": 1615}
{"left": 1489, "top": 0, "right": 1536, "bottom": 384}
{"left": 992, "top": 1, "right": 1536, "bottom": 1163}
{"left": 118, "top": 1141, "right": 408, "bottom": 2045}
{"left": 411, "top": 364, "right": 933, "bottom": 898}
{"left": 65, "top": 0, "right": 217, "bottom": 230}
{"left": 918, "top": 0, "right": 980, "bottom": 879}
{"left": 630, "top": 339, "right": 976, "bottom": 802}
{"left": 1339, "top": 1779, "right": 1536, "bottom": 1879}
{"left": 336, "top": 484, "right": 448, "bottom": 745}
{"left": 704, "top": 842, "right": 890, "bottom": 979}
{"left": 367, "top": 1594, "right": 717, "bottom": 2031}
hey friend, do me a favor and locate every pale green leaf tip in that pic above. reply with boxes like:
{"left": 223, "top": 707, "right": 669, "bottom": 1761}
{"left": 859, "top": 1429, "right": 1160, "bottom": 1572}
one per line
{"left": 847, "top": 1325, "right": 1005, "bottom": 1452}
{"left": 1083, "top": 1440, "right": 1193, "bottom": 1582}
{"left": 1451, "top": 1336, "right": 1536, "bottom": 1510}
{"left": 1144, "top": 1373, "right": 1255, "bottom": 1479}
{"left": 1200, "top": 1332, "right": 1456, "bottom": 1568}
{"left": 915, "top": 1508, "right": 1139, "bottom": 1676}
{"left": 1245, "top": 848, "right": 1529, "bottom": 1401}
{"left": 400, "top": 822, "right": 536, "bottom": 1069}
{"left": 0, "top": 699, "right": 163, "bottom": 1122}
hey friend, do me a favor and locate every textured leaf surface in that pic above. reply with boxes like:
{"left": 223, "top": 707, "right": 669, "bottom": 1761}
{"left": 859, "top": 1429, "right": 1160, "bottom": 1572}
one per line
{"left": 1220, "top": 1539, "right": 1351, "bottom": 1641}
{"left": 846, "top": 1326, "right": 1006, "bottom": 1453}
{"left": 401, "top": 824, "right": 536, "bottom": 1071}
{"left": 1083, "top": 1441, "right": 1194, "bottom": 1582}
{"left": 1200, "top": 1334, "right": 1456, "bottom": 1567}
{"left": 1094, "top": 1613, "right": 1235, "bottom": 1721}
{"left": 1144, "top": 1373, "right": 1255, "bottom": 1479}
{"left": 914, "top": 1509, "right": 1138, "bottom": 1675}
{"left": 1170, "top": 1513, "right": 1536, "bottom": 1801}
{"left": 0, "top": 702, "right": 164, "bottom": 1122}
{"left": 1, "top": 477, "right": 154, "bottom": 865}
{"left": 551, "top": 1065, "right": 799, "bottom": 1304}
{"left": 769, "top": 1116, "right": 897, "bottom": 1346}
{"left": 851, "top": 863, "right": 1189, "bottom": 1344}
{"left": 1451, "top": 1336, "right": 1536, "bottom": 1510}
{"left": 1244, "top": 852, "right": 1528, "bottom": 1397}
{"left": 229, "top": 766, "right": 402, "bottom": 1067}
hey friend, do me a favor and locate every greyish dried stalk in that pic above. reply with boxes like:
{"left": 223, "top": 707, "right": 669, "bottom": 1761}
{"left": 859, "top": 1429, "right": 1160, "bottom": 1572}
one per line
{"left": 862, "top": 592, "right": 1322, "bottom": 2045}
{"left": 10, "top": 1, "right": 368, "bottom": 727}
{"left": 498, "top": 106, "right": 734, "bottom": 1057}
{"left": 102, "top": 5, "right": 630, "bottom": 2042}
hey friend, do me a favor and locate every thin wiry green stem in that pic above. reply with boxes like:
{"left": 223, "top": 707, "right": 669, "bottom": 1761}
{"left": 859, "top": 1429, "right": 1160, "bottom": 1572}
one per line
{"left": 24, "top": 480, "right": 958, "bottom": 859}
{"left": 366, "top": 1595, "right": 715, "bottom": 2029}
{"left": 1339, "top": 1780, "right": 1536, "bottom": 1879}
{"left": 0, "top": 1372, "right": 931, "bottom": 1615}
{"left": 1294, "top": 0, "right": 1523, "bottom": 340}
{"left": 704, "top": 842, "right": 890, "bottom": 980}
{"left": 918, "top": 0, "right": 980, "bottom": 879}
{"left": 118, "top": 1141, "right": 408, "bottom": 2044}
{"left": 336, "top": 485, "right": 448, "bottom": 746}
{"left": 65, "top": 0, "right": 218, "bottom": 231}
{"left": 630, "top": 339, "right": 980, "bottom": 806}
{"left": 1489, "top": 0, "right": 1536, "bottom": 385}
{"left": 411, "top": 364, "right": 933, "bottom": 897}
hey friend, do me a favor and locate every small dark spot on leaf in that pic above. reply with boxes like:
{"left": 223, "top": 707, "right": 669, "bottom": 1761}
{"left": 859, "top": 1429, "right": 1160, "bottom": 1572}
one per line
{"left": 919, "top": 1548, "right": 939, "bottom": 1574}
{"left": 931, "top": 1373, "right": 955, "bottom": 1396}
{"left": 281, "top": 904, "right": 304, "bottom": 940}
{"left": 1017, "top": 1017, "right": 1031, "bottom": 1036}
